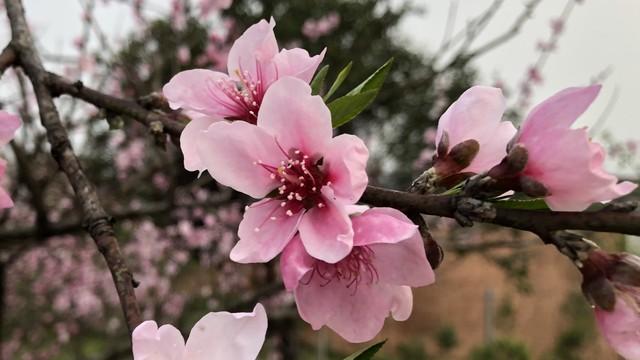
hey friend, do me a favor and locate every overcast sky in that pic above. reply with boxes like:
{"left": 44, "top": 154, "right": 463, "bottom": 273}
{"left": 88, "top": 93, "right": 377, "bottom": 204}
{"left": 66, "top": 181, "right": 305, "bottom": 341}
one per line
{"left": 2, "top": 1, "right": 638, "bottom": 169}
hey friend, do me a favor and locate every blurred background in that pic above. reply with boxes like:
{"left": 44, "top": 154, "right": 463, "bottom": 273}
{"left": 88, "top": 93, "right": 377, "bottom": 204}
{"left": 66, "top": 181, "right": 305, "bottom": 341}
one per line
{"left": 0, "top": 0, "right": 638, "bottom": 359}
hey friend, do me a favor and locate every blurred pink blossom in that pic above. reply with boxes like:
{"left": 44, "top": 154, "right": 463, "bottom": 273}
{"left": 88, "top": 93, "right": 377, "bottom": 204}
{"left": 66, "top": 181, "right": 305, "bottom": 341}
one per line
{"left": 302, "top": 13, "right": 341, "bottom": 41}
{"left": 200, "top": 0, "right": 232, "bottom": 16}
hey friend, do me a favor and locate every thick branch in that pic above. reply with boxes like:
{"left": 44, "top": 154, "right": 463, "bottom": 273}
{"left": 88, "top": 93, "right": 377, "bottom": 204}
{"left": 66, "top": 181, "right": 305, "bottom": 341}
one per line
{"left": 3, "top": 0, "right": 141, "bottom": 332}
{"left": 361, "top": 186, "right": 640, "bottom": 236}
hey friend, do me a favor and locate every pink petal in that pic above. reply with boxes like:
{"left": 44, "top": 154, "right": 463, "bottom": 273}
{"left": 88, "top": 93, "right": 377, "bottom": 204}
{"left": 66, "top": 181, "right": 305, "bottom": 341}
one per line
{"left": 298, "top": 187, "right": 353, "bottom": 263}
{"left": 227, "top": 18, "right": 278, "bottom": 86}
{"left": 522, "top": 127, "right": 636, "bottom": 211}
{"left": 390, "top": 286, "right": 414, "bottom": 321}
{"left": 294, "top": 278, "right": 403, "bottom": 343}
{"left": 520, "top": 85, "right": 601, "bottom": 140}
{"left": 257, "top": 77, "right": 332, "bottom": 156}
{"left": 0, "top": 111, "right": 20, "bottom": 146}
{"left": 595, "top": 298, "right": 640, "bottom": 360}
{"left": 132, "top": 321, "right": 185, "bottom": 360}
{"left": 272, "top": 47, "right": 327, "bottom": 83}
{"left": 351, "top": 207, "right": 417, "bottom": 246}
{"left": 184, "top": 303, "right": 268, "bottom": 360}
{"left": 196, "top": 121, "right": 283, "bottom": 198}
{"left": 369, "top": 233, "right": 435, "bottom": 287}
{"left": 435, "top": 86, "right": 514, "bottom": 173}
{"left": 231, "top": 199, "right": 304, "bottom": 263}
{"left": 280, "top": 235, "right": 315, "bottom": 291}
{"left": 163, "top": 69, "right": 243, "bottom": 119}
{"left": 324, "top": 134, "right": 369, "bottom": 204}
{"left": 180, "top": 117, "right": 218, "bottom": 173}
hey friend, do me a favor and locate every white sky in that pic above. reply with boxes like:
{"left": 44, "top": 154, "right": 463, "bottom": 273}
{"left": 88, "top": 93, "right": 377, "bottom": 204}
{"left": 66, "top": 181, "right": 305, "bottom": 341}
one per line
{"left": 2, "top": 0, "right": 638, "bottom": 161}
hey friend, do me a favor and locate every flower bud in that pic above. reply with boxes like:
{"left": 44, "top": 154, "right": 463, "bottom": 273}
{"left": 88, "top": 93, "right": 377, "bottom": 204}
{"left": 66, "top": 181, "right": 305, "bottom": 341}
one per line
{"left": 581, "top": 250, "right": 640, "bottom": 359}
{"left": 434, "top": 139, "right": 480, "bottom": 178}
{"left": 487, "top": 143, "right": 528, "bottom": 178}
{"left": 519, "top": 175, "right": 549, "bottom": 197}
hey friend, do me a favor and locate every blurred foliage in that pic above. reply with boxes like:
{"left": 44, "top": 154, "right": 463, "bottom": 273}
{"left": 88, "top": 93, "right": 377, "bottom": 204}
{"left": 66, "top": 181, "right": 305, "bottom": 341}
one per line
{"left": 543, "top": 292, "right": 596, "bottom": 360}
{"left": 469, "top": 338, "right": 531, "bottom": 360}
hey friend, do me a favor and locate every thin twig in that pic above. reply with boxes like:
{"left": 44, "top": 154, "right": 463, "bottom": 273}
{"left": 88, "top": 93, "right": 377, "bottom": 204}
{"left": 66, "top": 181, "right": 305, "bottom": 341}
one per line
{"left": 3, "top": 0, "right": 141, "bottom": 333}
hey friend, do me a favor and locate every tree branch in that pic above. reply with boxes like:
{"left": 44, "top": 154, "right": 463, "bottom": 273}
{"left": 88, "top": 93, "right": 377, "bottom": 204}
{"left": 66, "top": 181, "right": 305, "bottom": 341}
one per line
{"left": 3, "top": 0, "right": 141, "bottom": 332}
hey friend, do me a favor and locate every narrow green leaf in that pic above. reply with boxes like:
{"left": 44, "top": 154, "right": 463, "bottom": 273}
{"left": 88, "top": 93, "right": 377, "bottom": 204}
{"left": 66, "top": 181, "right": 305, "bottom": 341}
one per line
{"left": 346, "top": 58, "right": 394, "bottom": 96}
{"left": 328, "top": 89, "right": 378, "bottom": 128}
{"left": 493, "top": 198, "right": 550, "bottom": 210}
{"left": 310, "top": 65, "right": 329, "bottom": 95}
{"left": 343, "top": 340, "right": 387, "bottom": 360}
{"left": 323, "top": 61, "right": 353, "bottom": 101}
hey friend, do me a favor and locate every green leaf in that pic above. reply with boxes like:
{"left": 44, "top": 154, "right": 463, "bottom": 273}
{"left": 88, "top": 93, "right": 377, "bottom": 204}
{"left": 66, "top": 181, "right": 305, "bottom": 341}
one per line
{"left": 310, "top": 65, "right": 329, "bottom": 95}
{"left": 343, "top": 340, "right": 387, "bottom": 360}
{"left": 493, "top": 198, "right": 550, "bottom": 210}
{"left": 327, "top": 58, "right": 394, "bottom": 128}
{"left": 346, "top": 58, "right": 394, "bottom": 96}
{"left": 328, "top": 89, "right": 379, "bottom": 128}
{"left": 323, "top": 61, "right": 353, "bottom": 101}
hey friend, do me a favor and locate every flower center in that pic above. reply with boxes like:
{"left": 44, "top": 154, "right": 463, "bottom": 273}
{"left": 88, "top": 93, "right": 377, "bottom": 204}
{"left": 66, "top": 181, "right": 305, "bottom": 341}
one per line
{"left": 257, "top": 147, "right": 329, "bottom": 216}
{"left": 209, "top": 68, "right": 265, "bottom": 124}
{"left": 304, "top": 246, "right": 379, "bottom": 291}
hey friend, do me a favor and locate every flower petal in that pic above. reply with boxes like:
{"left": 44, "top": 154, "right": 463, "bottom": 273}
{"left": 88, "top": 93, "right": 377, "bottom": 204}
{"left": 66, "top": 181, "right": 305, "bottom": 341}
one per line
{"left": 257, "top": 77, "right": 332, "bottom": 156}
{"left": 390, "top": 286, "right": 414, "bottom": 321}
{"left": 522, "top": 127, "right": 636, "bottom": 211}
{"left": 324, "top": 134, "right": 369, "bottom": 204}
{"left": 435, "top": 86, "right": 513, "bottom": 173}
{"left": 231, "top": 199, "right": 304, "bottom": 263}
{"left": 132, "top": 321, "right": 185, "bottom": 360}
{"left": 369, "top": 233, "right": 435, "bottom": 287}
{"left": 0, "top": 111, "right": 20, "bottom": 146}
{"left": 163, "top": 69, "right": 243, "bottom": 119}
{"left": 180, "top": 117, "right": 218, "bottom": 173}
{"left": 351, "top": 207, "right": 417, "bottom": 246}
{"left": 184, "top": 303, "right": 268, "bottom": 360}
{"left": 280, "top": 235, "right": 315, "bottom": 291}
{"left": 227, "top": 18, "right": 278, "bottom": 85}
{"left": 520, "top": 85, "right": 601, "bottom": 139}
{"left": 595, "top": 297, "right": 640, "bottom": 360}
{"left": 196, "top": 121, "right": 283, "bottom": 198}
{"left": 294, "top": 278, "right": 400, "bottom": 343}
{"left": 272, "top": 47, "right": 327, "bottom": 83}
{"left": 298, "top": 187, "right": 353, "bottom": 263}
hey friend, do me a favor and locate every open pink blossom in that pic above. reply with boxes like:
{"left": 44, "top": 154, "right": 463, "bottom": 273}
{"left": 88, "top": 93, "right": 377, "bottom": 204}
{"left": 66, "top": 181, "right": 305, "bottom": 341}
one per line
{"left": 280, "top": 207, "right": 435, "bottom": 343}
{"left": 132, "top": 303, "right": 267, "bottom": 360}
{"left": 434, "top": 86, "right": 517, "bottom": 176}
{"left": 163, "top": 18, "right": 326, "bottom": 172}
{"left": 515, "top": 85, "right": 636, "bottom": 211}
{"left": 196, "top": 77, "right": 369, "bottom": 264}
{"left": 0, "top": 111, "right": 21, "bottom": 209}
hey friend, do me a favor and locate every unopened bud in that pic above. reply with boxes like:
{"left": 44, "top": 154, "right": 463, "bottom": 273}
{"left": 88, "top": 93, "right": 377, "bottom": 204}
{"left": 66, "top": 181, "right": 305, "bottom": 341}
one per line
{"left": 448, "top": 139, "right": 480, "bottom": 168}
{"left": 520, "top": 176, "right": 548, "bottom": 197}
{"left": 505, "top": 143, "right": 528, "bottom": 174}
{"left": 437, "top": 131, "right": 450, "bottom": 159}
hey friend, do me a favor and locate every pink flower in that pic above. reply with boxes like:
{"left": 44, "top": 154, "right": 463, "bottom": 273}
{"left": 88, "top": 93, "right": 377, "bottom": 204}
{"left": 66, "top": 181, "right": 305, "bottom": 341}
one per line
{"left": 515, "top": 85, "right": 636, "bottom": 211}
{"left": 302, "top": 13, "right": 341, "bottom": 41}
{"left": 596, "top": 297, "right": 640, "bottom": 360}
{"left": 163, "top": 18, "right": 326, "bottom": 172}
{"left": 581, "top": 251, "right": 640, "bottom": 359}
{"left": 200, "top": 0, "right": 232, "bottom": 16}
{"left": 280, "top": 207, "right": 435, "bottom": 343}
{"left": 196, "top": 77, "right": 369, "bottom": 263}
{"left": 132, "top": 303, "right": 267, "bottom": 360}
{"left": 0, "top": 111, "right": 21, "bottom": 209}
{"left": 434, "top": 86, "right": 517, "bottom": 177}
